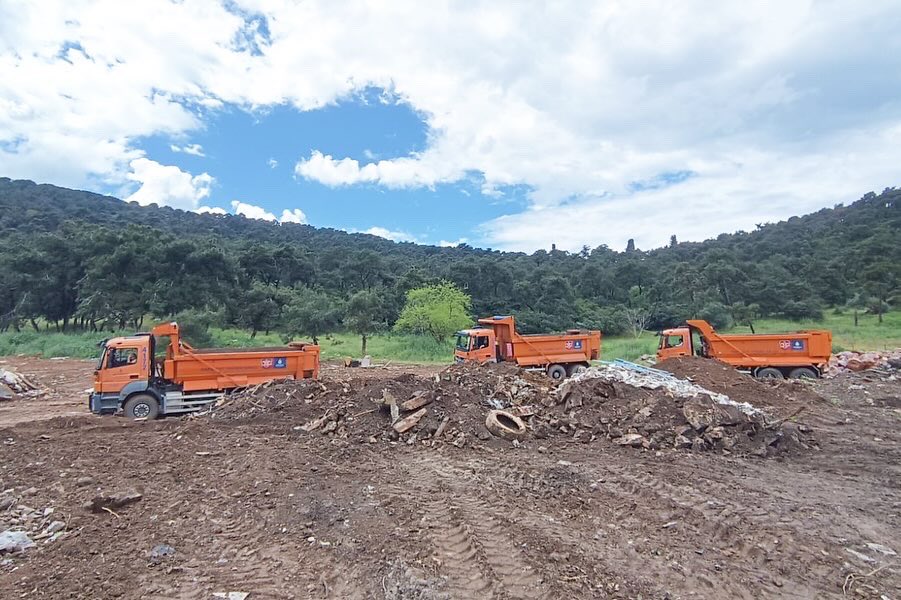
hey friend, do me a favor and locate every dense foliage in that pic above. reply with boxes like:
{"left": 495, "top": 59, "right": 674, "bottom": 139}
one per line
{"left": 1, "top": 177, "right": 898, "bottom": 338}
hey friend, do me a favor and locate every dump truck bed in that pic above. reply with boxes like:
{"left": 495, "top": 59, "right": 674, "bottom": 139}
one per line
{"left": 507, "top": 331, "right": 600, "bottom": 367}
{"left": 165, "top": 346, "right": 320, "bottom": 392}
{"left": 689, "top": 320, "right": 831, "bottom": 369}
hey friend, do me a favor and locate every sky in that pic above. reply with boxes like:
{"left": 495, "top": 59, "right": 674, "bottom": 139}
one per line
{"left": 1, "top": 1, "right": 899, "bottom": 252}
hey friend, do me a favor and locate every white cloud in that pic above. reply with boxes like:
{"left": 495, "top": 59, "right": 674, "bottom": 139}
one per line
{"left": 439, "top": 238, "right": 469, "bottom": 247}
{"left": 229, "top": 201, "right": 308, "bottom": 224}
{"left": 170, "top": 143, "right": 205, "bottom": 157}
{"left": 196, "top": 205, "right": 227, "bottom": 215}
{"left": 124, "top": 158, "right": 213, "bottom": 210}
{"left": 360, "top": 227, "right": 417, "bottom": 243}
{"left": 268, "top": 157, "right": 278, "bottom": 169}
{"left": 280, "top": 208, "right": 307, "bottom": 224}
{"left": 2, "top": 1, "right": 900, "bottom": 249}
{"left": 231, "top": 200, "right": 276, "bottom": 221}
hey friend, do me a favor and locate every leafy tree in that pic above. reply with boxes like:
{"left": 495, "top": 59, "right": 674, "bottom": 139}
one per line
{"left": 344, "top": 289, "right": 389, "bottom": 354}
{"left": 393, "top": 282, "right": 472, "bottom": 342}
{"left": 283, "top": 287, "right": 344, "bottom": 344}
{"left": 730, "top": 302, "right": 761, "bottom": 333}
{"left": 699, "top": 302, "right": 734, "bottom": 330}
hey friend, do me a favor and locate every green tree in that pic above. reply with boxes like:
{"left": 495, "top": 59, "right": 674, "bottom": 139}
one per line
{"left": 393, "top": 282, "right": 472, "bottom": 342}
{"left": 282, "top": 287, "right": 344, "bottom": 344}
{"left": 344, "top": 289, "right": 389, "bottom": 355}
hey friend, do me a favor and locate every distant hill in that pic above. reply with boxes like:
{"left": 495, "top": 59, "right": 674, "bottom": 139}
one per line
{"left": 1, "top": 177, "right": 898, "bottom": 335}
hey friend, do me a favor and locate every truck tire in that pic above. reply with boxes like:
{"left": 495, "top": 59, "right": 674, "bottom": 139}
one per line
{"left": 547, "top": 364, "right": 567, "bottom": 381}
{"left": 567, "top": 363, "right": 588, "bottom": 377}
{"left": 485, "top": 410, "right": 527, "bottom": 440}
{"left": 124, "top": 393, "right": 160, "bottom": 420}
{"left": 788, "top": 367, "right": 818, "bottom": 379}
{"left": 755, "top": 367, "right": 784, "bottom": 380}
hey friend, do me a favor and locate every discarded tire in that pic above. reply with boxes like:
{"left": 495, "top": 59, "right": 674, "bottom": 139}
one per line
{"left": 485, "top": 410, "right": 527, "bottom": 440}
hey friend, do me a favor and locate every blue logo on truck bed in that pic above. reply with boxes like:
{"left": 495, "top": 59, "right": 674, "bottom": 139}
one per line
{"left": 791, "top": 340, "right": 805, "bottom": 351}
{"left": 274, "top": 357, "right": 287, "bottom": 368}
{"left": 565, "top": 340, "right": 583, "bottom": 350}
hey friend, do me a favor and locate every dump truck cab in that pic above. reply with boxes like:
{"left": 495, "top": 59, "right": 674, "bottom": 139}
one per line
{"left": 93, "top": 333, "right": 155, "bottom": 396}
{"left": 657, "top": 326, "right": 695, "bottom": 360}
{"left": 454, "top": 327, "right": 497, "bottom": 363}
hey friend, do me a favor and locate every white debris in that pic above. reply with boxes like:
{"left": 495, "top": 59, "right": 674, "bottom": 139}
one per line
{"left": 0, "top": 530, "right": 35, "bottom": 553}
{"left": 561, "top": 361, "right": 762, "bottom": 417}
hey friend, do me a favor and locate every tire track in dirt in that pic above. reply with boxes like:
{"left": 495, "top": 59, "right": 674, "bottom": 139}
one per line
{"left": 396, "top": 455, "right": 552, "bottom": 599}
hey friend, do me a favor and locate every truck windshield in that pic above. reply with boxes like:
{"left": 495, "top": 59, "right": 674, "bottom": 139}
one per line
{"left": 455, "top": 333, "right": 471, "bottom": 351}
{"left": 96, "top": 346, "right": 107, "bottom": 370}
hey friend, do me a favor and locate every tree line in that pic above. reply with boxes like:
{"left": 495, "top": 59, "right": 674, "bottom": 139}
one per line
{"left": 0, "top": 178, "right": 898, "bottom": 344}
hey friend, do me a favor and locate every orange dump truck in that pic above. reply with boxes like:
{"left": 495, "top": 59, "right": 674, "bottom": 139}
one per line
{"left": 90, "top": 322, "right": 320, "bottom": 418}
{"left": 657, "top": 319, "right": 832, "bottom": 379}
{"left": 454, "top": 315, "right": 601, "bottom": 380}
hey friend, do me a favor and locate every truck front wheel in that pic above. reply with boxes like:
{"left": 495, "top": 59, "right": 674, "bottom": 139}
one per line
{"left": 547, "top": 364, "right": 567, "bottom": 381}
{"left": 124, "top": 394, "right": 160, "bottom": 420}
{"left": 755, "top": 367, "right": 784, "bottom": 380}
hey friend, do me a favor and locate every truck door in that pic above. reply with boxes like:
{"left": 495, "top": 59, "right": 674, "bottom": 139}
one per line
{"left": 472, "top": 332, "right": 496, "bottom": 363}
{"left": 97, "top": 343, "right": 149, "bottom": 393}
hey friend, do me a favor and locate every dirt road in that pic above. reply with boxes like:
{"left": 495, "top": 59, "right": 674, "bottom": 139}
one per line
{"left": 0, "top": 358, "right": 898, "bottom": 599}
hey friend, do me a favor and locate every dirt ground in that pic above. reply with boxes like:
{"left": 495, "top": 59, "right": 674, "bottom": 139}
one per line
{"left": 0, "top": 357, "right": 898, "bottom": 599}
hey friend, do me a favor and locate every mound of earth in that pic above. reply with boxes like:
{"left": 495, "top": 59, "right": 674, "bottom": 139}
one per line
{"left": 656, "top": 355, "right": 824, "bottom": 408}
{"left": 207, "top": 360, "right": 813, "bottom": 457}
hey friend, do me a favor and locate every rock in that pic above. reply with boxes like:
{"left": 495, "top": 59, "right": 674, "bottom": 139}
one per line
{"left": 845, "top": 548, "right": 876, "bottom": 564}
{"left": 75, "top": 476, "right": 95, "bottom": 488}
{"left": 46, "top": 521, "right": 65, "bottom": 534}
{"left": 674, "top": 434, "right": 692, "bottom": 449}
{"left": 865, "top": 542, "right": 896, "bottom": 556}
{"left": 615, "top": 433, "right": 645, "bottom": 447}
{"left": 150, "top": 543, "right": 176, "bottom": 561}
{"left": 21, "top": 487, "right": 37, "bottom": 496}
{"left": 85, "top": 490, "right": 143, "bottom": 513}
{"left": 0, "top": 530, "right": 34, "bottom": 554}
{"left": 393, "top": 408, "right": 428, "bottom": 433}
{"left": 321, "top": 420, "right": 337, "bottom": 434}
{"left": 0, "top": 387, "right": 11, "bottom": 401}
{"left": 400, "top": 392, "right": 433, "bottom": 412}
{"left": 0, "top": 497, "right": 15, "bottom": 511}
{"left": 212, "top": 593, "right": 249, "bottom": 600}
{"left": 691, "top": 437, "right": 706, "bottom": 451}
{"left": 682, "top": 397, "right": 747, "bottom": 432}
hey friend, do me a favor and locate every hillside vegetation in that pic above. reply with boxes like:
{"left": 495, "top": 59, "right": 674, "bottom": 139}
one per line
{"left": 1, "top": 178, "right": 898, "bottom": 344}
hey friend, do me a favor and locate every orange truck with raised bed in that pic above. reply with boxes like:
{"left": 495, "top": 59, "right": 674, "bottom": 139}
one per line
{"left": 656, "top": 319, "right": 832, "bottom": 379}
{"left": 90, "top": 322, "right": 320, "bottom": 419}
{"left": 454, "top": 315, "right": 601, "bottom": 380}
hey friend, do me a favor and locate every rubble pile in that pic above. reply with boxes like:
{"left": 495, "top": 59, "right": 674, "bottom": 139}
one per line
{"left": 826, "top": 350, "right": 901, "bottom": 378}
{"left": 0, "top": 368, "right": 43, "bottom": 400}
{"left": 208, "top": 359, "right": 812, "bottom": 457}
{"left": 0, "top": 488, "right": 67, "bottom": 564}
{"left": 537, "top": 361, "right": 809, "bottom": 455}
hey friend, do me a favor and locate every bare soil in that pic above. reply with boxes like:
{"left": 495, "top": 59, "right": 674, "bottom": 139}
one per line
{"left": 1, "top": 357, "right": 898, "bottom": 599}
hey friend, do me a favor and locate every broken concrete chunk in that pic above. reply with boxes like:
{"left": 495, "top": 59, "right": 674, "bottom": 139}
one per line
{"left": 615, "top": 433, "right": 645, "bottom": 447}
{"left": 85, "top": 490, "right": 143, "bottom": 513}
{"left": 393, "top": 408, "right": 427, "bottom": 433}
{"left": 0, "top": 530, "right": 34, "bottom": 554}
{"left": 400, "top": 392, "right": 433, "bottom": 412}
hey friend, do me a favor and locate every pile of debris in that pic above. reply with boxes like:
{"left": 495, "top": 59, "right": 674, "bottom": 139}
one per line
{"left": 826, "top": 350, "right": 901, "bottom": 378}
{"left": 537, "top": 360, "right": 809, "bottom": 455}
{"left": 0, "top": 488, "right": 67, "bottom": 564}
{"left": 0, "top": 368, "right": 41, "bottom": 401}
{"left": 207, "top": 360, "right": 811, "bottom": 457}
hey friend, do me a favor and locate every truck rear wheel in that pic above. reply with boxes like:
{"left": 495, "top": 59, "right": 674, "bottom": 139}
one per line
{"left": 124, "top": 393, "right": 160, "bottom": 420}
{"left": 755, "top": 367, "right": 784, "bottom": 380}
{"left": 547, "top": 364, "right": 567, "bottom": 381}
{"left": 788, "top": 367, "right": 818, "bottom": 379}
{"left": 567, "top": 363, "right": 588, "bottom": 377}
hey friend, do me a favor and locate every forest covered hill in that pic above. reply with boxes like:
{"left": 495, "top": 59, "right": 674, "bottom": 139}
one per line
{"left": 1, "top": 177, "right": 898, "bottom": 336}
